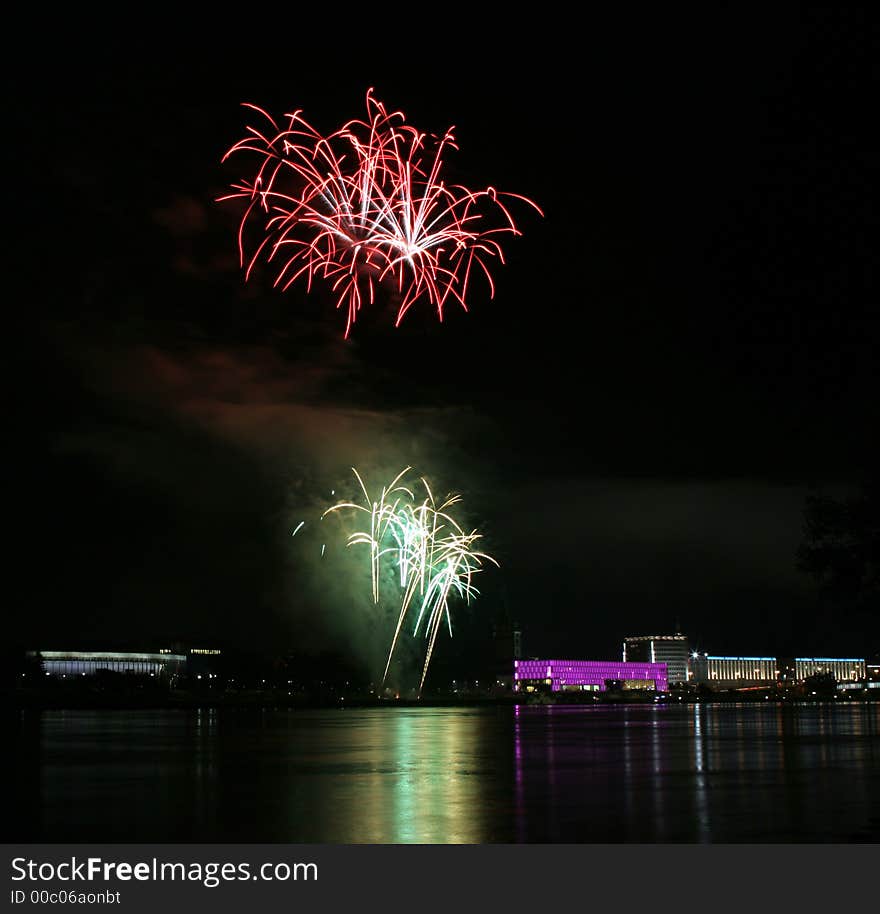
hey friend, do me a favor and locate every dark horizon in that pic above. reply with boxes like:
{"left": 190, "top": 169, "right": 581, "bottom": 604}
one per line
{"left": 10, "top": 7, "right": 878, "bottom": 680}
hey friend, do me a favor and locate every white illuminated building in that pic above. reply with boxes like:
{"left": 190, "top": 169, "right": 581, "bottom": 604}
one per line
{"left": 623, "top": 634, "right": 689, "bottom": 684}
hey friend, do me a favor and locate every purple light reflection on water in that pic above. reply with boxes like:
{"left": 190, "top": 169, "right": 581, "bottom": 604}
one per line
{"left": 14, "top": 703, "right": 880, "bottom": 842}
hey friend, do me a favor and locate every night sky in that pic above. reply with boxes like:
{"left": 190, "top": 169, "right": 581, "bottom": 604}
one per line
{"left": 11, "top": 8, "right": 878, "bottom": 677}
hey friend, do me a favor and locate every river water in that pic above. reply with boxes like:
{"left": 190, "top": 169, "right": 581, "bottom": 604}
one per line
{"left": 10, "top": 702, "right": 880, "bottom": 842}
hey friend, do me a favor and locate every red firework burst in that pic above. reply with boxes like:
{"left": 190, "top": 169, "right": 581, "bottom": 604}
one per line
{"left": 219, "top": 89, "right": 542, "bottom": 336}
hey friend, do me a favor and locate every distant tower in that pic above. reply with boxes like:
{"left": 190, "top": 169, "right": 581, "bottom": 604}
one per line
{"left": 492, "top": 581, "right": 520, "bottom": 687}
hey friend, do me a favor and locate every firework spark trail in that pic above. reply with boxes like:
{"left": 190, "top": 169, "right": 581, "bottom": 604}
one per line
{"left": 322, "top": 468, "right": 497, "bottom": 692}
{"left": 220, "top": 90, "right": 542, "bottom": 336}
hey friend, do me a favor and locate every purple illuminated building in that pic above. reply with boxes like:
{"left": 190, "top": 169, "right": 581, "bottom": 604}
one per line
{"left": 514, "top": 659, "right": 668, "bottom": 693}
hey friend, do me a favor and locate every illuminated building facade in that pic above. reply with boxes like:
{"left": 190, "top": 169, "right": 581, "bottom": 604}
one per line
{"left": 794, "top": 658, "right": 865, "bottom": 681}
{"left": 690, "top": 655, "right": 776, "bottom": 686}
{"left": 28, "top": 651, "right": 186, "bottom": 678}
{"left": 690, "top": 654, "right": 867, "bottom": 688}
{"left": 623, "top": 634, "right": 689, "bottom": 683}
{"left": 514, "top": 659, "right": 668, "bottom": 693}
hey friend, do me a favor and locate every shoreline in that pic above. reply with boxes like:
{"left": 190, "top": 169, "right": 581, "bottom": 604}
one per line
{"left": 6, "top": 689, "right": 877, "bottom": 711}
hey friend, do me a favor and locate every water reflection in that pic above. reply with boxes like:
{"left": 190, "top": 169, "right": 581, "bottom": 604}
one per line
{"left": 692, "top": 704, "right": 710, "bottom": 842}
{"left": 338, "top": 707, "right": 504, "bottom": 842}
{"left": 8, "top": 702, "right": 879, "bottom": 843}
{"left": 11, "top": 707, "right": 513, "bottom": 843}
{"left": 512, "top": 702, "right": 879, "bottom": 842}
